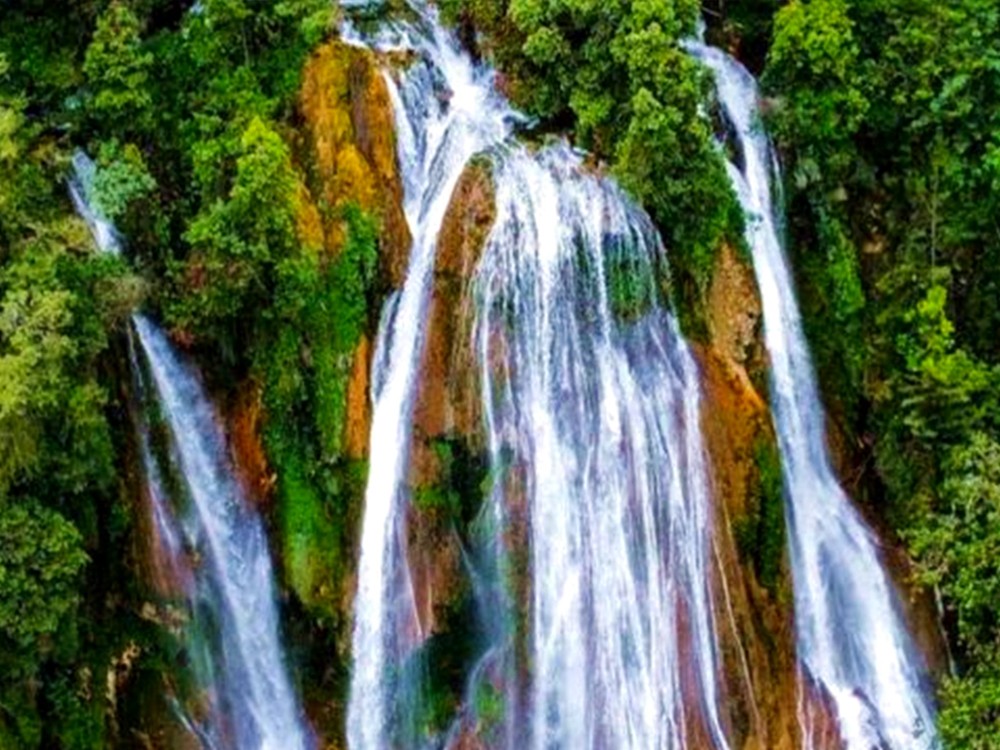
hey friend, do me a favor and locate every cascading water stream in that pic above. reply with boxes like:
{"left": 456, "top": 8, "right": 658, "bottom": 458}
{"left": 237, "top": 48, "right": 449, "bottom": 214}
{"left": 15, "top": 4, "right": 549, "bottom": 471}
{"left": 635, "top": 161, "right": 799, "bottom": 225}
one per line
{"left": 71, "top": 153, "right": 310, "bottom": 750}
{"left": 344, "top": 7, "right": 516, "bottom": 749}
{"left": 687, "top": 43, "right": 939, "bottom": 749}
{"left": 474, "top": 144, "right": 731, "bottom": 750}
{"left": 346, "top": 4, "right": 733, "bottom": 748}
{"left": 131, "top": 317, "right": 311, "bottom": 750}
{"left": 68, "top": 151, "right": 123, "bottom": 257}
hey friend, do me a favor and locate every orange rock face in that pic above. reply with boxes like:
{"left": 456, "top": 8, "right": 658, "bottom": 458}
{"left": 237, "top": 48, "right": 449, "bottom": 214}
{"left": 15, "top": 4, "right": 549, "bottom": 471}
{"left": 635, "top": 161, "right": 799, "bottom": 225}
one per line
{"left": 705, "top": 243, "right": 768, "bottom": 400}
{"left": 344, "top": 335, "right": 372, "bottom": 461}
{"left": 406, "top": 161, "right": 496, "bottom": 640}
{"left": 411, "top": 161, "right": 496, "bottom": 479}
{"left": 292, "top": 40, "right": 414, "bottom": 466}
{"left": 228, "top": 379, "right": 273, "bottom": 510}
{"left": 696, "top": 243, "right": 830, "bottom": 750}
{"left": 298, "top": 41, "right": 411, "bottom": 288}
{"left": 697, "top": 235, "right": 955, "bottom": 748}
{"left": 697, "top": 341, "right": 806, "bottom": 750}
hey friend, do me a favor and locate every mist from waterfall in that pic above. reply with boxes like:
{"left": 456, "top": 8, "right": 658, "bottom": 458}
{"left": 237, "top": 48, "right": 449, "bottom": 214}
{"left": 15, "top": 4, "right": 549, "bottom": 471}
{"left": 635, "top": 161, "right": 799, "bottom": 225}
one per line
{"left": 687, "top": 42, "right": 940, "bottom": 750}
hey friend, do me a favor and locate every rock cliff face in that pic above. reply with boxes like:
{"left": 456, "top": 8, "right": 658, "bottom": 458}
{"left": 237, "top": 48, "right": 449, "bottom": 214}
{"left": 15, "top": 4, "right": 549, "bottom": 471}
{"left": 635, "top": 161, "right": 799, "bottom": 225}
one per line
{"left": 206, "top": 33, "right": 936, "bottom": 750}
{"left": 297, "top": 41, "right": 411, "bottom": 286}
{"left": 403, "top": 162, "right": 498, "bottom": 732}
{"left": 411, "top": 160, "right": 496, "bottom": 464}
{"left": 695, "top": 244, "right": 825, "bottom": 750}
{"left": 227, "top": 380, "right": 272, "bottom": 508}
{"left": 294, "top": 37, "right": 414, "bottom": 470}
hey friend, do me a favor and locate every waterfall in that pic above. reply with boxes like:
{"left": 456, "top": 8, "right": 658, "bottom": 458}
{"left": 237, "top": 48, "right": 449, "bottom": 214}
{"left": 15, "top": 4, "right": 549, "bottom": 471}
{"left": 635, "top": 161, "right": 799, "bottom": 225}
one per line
{"left": 68, "top": 150, "right": 123, "bottom": 257}
{"left": 474, "top": 144, "right": 730, "bottom": 750}
{"left": 71, "top": 153, "right": 311, "bottom": 750}
{"left": 130, "top": 317, "right": 311, "bottom": 750}
{"left": 344, "top": 7, "right": 516, "bottom": 749}
{"left": 347, "top": 3, "right": 731, "bottom": 746}
{"left": 687, "top": 43, "right": 940, "bottom": 749}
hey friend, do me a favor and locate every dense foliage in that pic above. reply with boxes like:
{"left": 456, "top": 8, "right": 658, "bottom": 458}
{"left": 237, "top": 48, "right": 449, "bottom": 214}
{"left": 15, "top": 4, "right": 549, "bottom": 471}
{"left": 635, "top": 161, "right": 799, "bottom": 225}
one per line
{"left": 0, "top": 29, "right": 141, "bottom": 741}
{"left": 0, "top": 0, "right": 377, "bottom": 744}
{"left": 4, "top": 0, "right": 1000, "bottom": 746}
{"left": 762, "top": 1, "right": 1000, "bottom": 744}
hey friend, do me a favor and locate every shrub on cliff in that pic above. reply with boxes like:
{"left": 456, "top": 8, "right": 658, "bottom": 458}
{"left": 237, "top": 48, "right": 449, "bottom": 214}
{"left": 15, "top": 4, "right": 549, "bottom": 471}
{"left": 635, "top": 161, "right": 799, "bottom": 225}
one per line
{"left": 439, "top": 0, "right": 744, "bottom": 334}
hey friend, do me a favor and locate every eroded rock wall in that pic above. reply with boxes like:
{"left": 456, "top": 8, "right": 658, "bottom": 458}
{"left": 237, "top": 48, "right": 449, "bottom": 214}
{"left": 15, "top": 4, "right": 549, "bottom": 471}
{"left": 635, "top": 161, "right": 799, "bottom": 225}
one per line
{"left": 696, "top": 244, "right": 801, "bottom": 750}
{"left": 404, "top": 162, "right": 498, "bottom": 732}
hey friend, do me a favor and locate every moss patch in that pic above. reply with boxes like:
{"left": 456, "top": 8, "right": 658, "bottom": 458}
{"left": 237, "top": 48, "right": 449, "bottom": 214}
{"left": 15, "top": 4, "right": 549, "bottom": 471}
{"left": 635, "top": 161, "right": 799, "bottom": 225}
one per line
{"left": 734, "top": 435, "right": 786, "bottom": 594}
{"left": 257, "top": 206, "right": 378, "bottom": 621}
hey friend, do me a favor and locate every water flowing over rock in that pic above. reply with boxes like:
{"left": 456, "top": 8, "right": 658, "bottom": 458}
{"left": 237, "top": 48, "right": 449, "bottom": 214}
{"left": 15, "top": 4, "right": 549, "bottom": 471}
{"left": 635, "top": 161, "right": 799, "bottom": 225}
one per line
{"left": 405, "top": 160, "right": 495, "bottom": 644}
{"left": 474, "top": 143, "right": 732, "bottom": 750}
{"left": 346, "top": 3, "right": 736, "bottom": 748}
{"left": 344, "top": 6, "right": 516, "bottom": 749}
{"left": 72, "top": 152, "right": 311, "bottom": 750}
{"left": 688, "top": 42, "right": 940, "bottom": 750}
{"left": 68, "top": 150, "right": 123, "bottom": 257}
{"left": 130, "top": 317, "right": 312, "bottom": 750}
{"left": 71, "top": 14, "right": 944, "bottom": 747}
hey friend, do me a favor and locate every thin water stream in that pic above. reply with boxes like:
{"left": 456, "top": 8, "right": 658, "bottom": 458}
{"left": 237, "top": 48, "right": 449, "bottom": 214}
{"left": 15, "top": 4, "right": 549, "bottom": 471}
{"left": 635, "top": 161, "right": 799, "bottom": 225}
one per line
{"left": 688, "top": 42, "right": 939, "bottom": 750}
{"left": 72, "top": 153, "right": 310, "bottom": 750}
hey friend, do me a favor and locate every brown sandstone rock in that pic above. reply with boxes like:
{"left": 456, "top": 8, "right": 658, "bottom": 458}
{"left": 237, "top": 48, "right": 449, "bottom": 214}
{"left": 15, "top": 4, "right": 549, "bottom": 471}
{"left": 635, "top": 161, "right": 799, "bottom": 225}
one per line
{"left": 697, "top": 341, "right": 805, "bottom": 750}
{"left": 228, "top": 379, "right": 273, "bottom": 509}
{"left": 344, "top": 335, "right": 372, "bottom": 460}
{"left": 293, "top": 41, "right": 412, "bottom": 460}
{"left": 406, "top": 161, "right": 496, "bottom": 639}
{"left": 298, "top": 41, "right": 411, "bottom": 288}
{"left": 410, "top": 161, "right": 496, "bottom": 488}
{"left": 705, "top": 242, "right": 766, "bottom": 397}
{"left": 697, "top": 243, "right": 819, "bottom": 749}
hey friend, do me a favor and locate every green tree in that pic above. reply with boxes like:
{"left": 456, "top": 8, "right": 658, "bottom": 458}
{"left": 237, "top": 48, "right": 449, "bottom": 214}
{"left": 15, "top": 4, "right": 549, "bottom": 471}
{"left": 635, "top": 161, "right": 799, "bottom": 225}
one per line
{"left": 905, "top": 434, "right": 1000, "bottom": 748}
{"left": 0, "top": 503, "right": 88, "bottom": 651}
{"left": 171, "top": 117, "right": 299, "bottom": 349}
{"left": 0, "top": 54, "right": 27, "bottom": 238}
{"left": 938, "top": 666, "right": 1000, "bottom": 750}
{"left": 91, "top": 139, "right": 156, "bottom": 221}
{"left": 83, "top": 1, "right": 153, "bottom": 133}
{"left": 765, "top": 0, "right": 868, "bottom": 187}
{"left": 0, "top": 503, "right": 89, "bottom": 747}
{"left": 909, "top": 434, "right": 1000, "bottom": 652}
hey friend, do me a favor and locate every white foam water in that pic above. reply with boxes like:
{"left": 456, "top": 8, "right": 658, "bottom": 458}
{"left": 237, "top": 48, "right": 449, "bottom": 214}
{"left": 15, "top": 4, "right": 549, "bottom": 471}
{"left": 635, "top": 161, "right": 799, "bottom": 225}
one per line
{"left": 474, "top": 143, "right": 731, "bottom": 750}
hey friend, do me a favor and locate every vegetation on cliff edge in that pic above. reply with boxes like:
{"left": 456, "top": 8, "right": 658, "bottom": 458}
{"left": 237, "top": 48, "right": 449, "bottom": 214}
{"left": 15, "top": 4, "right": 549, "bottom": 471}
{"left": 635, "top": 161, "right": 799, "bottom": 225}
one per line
{"left": 762, "top": 1, "right": 1000, "bottom": 743}
{"left": 3, "top": 0, "right": 1000, "bottom": 746}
